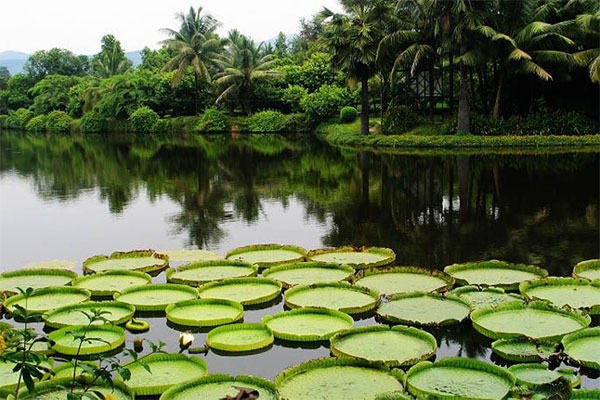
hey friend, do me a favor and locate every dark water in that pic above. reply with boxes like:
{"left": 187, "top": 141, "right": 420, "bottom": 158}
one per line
{"left": 0, "top": 132, "right": 599, "bottom": 393}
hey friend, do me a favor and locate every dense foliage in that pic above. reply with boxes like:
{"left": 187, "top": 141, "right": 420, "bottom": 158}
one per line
{"left": 128, "top": 106, "right": 160, "bottom": 132}
{"left": 45, "top": 110, "right": 73, "bottom": 134}
{"left": 80, "top": 111, "right": 107, "bottom": 133}
{"left": 383, "top": 106, "right": 421, "bottom": 134}
{"left": 195, "top": 108, "right": 227, "bottom": 132}
{"left": 246, "top": 110, "right": 288, "bottom": 132}
{"left": 471, "top": 112, "right": 600, "bottom": 136}
{"left": 340, "top": 106, "right": 358, "bottom": 123}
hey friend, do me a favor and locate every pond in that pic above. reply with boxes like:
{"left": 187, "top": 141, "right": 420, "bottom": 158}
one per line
{"left": 0, "top": 132, "right": 598, "bottom": 394}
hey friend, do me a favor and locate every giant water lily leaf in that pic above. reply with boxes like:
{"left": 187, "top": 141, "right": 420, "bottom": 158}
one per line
{"left": 166, "top": 260, "right": 257, "bottom": 286}
{"left": 354, "top": 267, "right": 454, "bottom": 296}
{"left": 83, "top": 249, "right": 168, "bottom": 274}
{"left": 158, "top": 249, "right": 222, "bottom": 263}
{"left": 520, "top": 278, "right": 600, "bottom": 314}
{"left": 226, "top": 244, "right": 307, "bottom": 269}
{"left": 48, "top": 325, "right": 125, "bottom": 356}
{"left": 206, "top": 323, "right": 274, "bottom": 352}
{"left": 13, "top": 377, "right": 134, "bottom": 399}
{"left": 0, "top": 269, "right": 77, "bottom": 295}
{"left": 197, "top": 277, "right": 281, "bottom": 306}
{"left": 377, "top": 292, "right": 470, "bottom": 326}
{"left": 4, "top": 286, "right": 91, "bottom": 314}
{"left": 160, "top": 374, "right": 279, "bottom": 400}
{"left": 508, "top": 363, "right": 580, "bottom": 388}
{"left": 114, "top": 284, "right": 198, "bottom": 312}
{"left": 451, "top": 285, "right": 524, "bottom": 310}
{"left": 307, "top": 246, "right": 395, "bottom": 269}
{"left": 491, "top": 338, "right": 560, "bottom": 363}
{"left": 573, "top": 259, "right": 600, "bottom": 281}
{"left": 284, "top": 282, "right": 379, "bottom": 314}
{"left": 43, "top": 301, "right": 135, "bottom": 328}
{"left": 166, "top": 298, "right": 244, "bottom": 327}
{"left": 71, "top": 270, "right": 152, "bottom": 297}
{"left": 263, "top": 262, "right": 354, "bottom": 287}
{"left": 444, "top": 260, "right": 548, "bottom": 289}
{"left": 562, "top": 327, "right": 600, "bottom": 370}
{"left": 262, "top": 307, "right": 353, "bottom": 342}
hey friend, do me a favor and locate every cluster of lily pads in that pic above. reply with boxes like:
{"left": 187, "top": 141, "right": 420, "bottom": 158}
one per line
{"left": 0, "top": 245, "right": 599, "bottom": 399}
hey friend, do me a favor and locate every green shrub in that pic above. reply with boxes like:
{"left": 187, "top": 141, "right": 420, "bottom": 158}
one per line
{"left": 128, "top": 106, "right": 160, "bottom": 133}
{"left": 282, "top": 85, "right": 308, "bottom": 113}
{"left": 80, "top": 111, "right": 107, "bottom": 133}
{"left": 284, "top": 113, "right": 316, "bottom": 133}
{"left": 247, "top": 110, "right": 288, "bottom": 133}
{"left": 300, "top": 84, "right": 353, "bottom": 120}
{"left": 0, "top": 115, "right": 8, "bottom": 129}
{"left": 45, "top": 111, "right": 73, "bottom": 134}
{"left": 470, "top": 112, "right": 599, "bottom": 136}
{"left": 7, "top": 108, "right": 34, "bottom": 129}
{"left": 383, "top": 106, "right": 421, "bottom": 134}
{"left": 25, "top": 114, "right": 47, "bottom": 133}
{"left": 195, "top": 108, "right": 227, "bottom": 132}
{"left": 340, "top": 106, "right": 358, "bottom": 123}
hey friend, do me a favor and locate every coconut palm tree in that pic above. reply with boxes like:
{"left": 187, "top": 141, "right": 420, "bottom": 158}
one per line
{"left": 161, "top": 6, "right": 226, "bottom": 113}
{"left": 571, "top": 9, "right": 600, "bottom": 82}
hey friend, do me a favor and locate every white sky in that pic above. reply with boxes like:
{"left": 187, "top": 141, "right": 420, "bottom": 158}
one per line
{"left": 0, "top": 0, "right": 343, "bottom": 54}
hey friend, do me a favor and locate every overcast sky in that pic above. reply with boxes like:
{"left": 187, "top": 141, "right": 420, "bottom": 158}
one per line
{"left": 0, "top": 0, "right": 343, "bottom": 54}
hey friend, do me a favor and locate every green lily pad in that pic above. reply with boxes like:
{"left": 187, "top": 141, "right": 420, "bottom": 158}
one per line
{"left": 43, "top": 301, "right": 135, "bottom": 328}
{"left": 24, "top": 260, "right": 77, "bottom": 270}
{"left": 0, "top": 269, "right": 78, "bottom": 295}
{"left": 52, "top": 361, "right": 98, "bottom": 380}
{"left": 226, "top": 244, "right": 307, "bottom": 269}
{"left": 166, "top": 299, "right": 244, "bottom": 327}
{"left": 562, "top": 327, "right": 600, "bottom": 370}
{"left": 197, "top": 277, "right": 282, "bottom": 306}
{"left": 263, "top": 262, "right": 354, "bottom": 287}
{"left": 262, "top": 308, "right": 353, "bottom": 342}
{"left": 275, "top": 358, "right": 404, "bottom": 400}
{"left": 71, "top": 270, "right": 152, "bottom": 297}
{"left": 158, "top": 249, "right": 222, "bottom": 263}
{"left": 572, "top": 389, "right": 600, "bottom": 399}
{"left": 83, "top": 249, "right": 169, "bottom": 274}
{"left": 206, "top": 323, "right": 274, "bottom": 352}
{"left": 354, "top": 267, "right": 454, "bottom": 296}
{"left": 284, "top": 282, "right": 380, "bottom": 315}
{"left": 307, "top": 246, "right": 395, "bottom": 269}
{"left": 491, "top": 338, "right": 560, "bottom": 362}
{"left": 450, "top": 285, "right": 524, "bottom": 310}
{"left": 114, "top": 284, "right": 198, "bottom": 312}
{"left": 0, "top": 359, "right": 52, "bottom": 395}
{"left": 520, "top": 278, "right": 600, "bottom": 314}
{"left": 508, "top": 363, "right": 580, "bottom": 388}
{"left": 120, "top": 353, "right": 208, "bottom": 395}
{"left": 13, "top": 377, "right": 134, "bottom": 399}
{"left": 48, "top": 325, "right": 125, "bottom": 355}
{"left": 377, "top": 292, "right": 470, "bottom": 326}
{"left": 573, "top": 259, "right": 600, "bottom": 281}
{"left": 406, "top": 357, "right": 515, "bottom": 399}
{"left": 4, "top": 286, "right": 91, "bottom": 315}
{"left": 166, "top": 260, "right": 257, "bottom": 286}
{"left": 330, "top": 325, "right": 437, "bottom": 367}
{"left": 160, "top": 374, "right": 279, "bottom": 400}
{"left": 471, "top": 301, "right": 591, "bottom": 341}
{"left": 444, "top": 260, "right": 548, "bottom": 289}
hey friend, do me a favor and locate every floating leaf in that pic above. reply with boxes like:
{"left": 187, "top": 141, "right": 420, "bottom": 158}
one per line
{"left": 114, "top": 284, "right": 198, "bottom": 312}
{"left": 520, "top": 278, "right": 600, "bottom": 314}
{"left": 573, "top": 259, "right": 600, "bottom": 281}
{"left": 377, "top": 292, "right": 470, "bottom": 326}
{"left": 71, "top": 270, "right": 152, "bottom": 297}
{"left": 197, "top": 277, "right": 281, "bottom": 306}
{"left": 307, "top": 246, "right": 395, "bottom": 270}
{"left": 284, "top": 282, "right": 379, "bottom": 315}
{"left": 160, "top": 374, "right": 279, "bottom": 400}
{"left": 444, "top": 260, "right": 548, "bottom": 289}
{"left": 43, "top": 301, "right": 135, "bottom": 328}
{"left": 4, "top": 286, "right": 91, "bottom": 315}
{"left": 158, "top": 249, "right": 222, "bottom": 263}
{"left": 48, "top": 325, "right": 125, "bottom": 355}
{"left": 263, "top": 262, "right": 354, "bottom": 287}
{"left": 166, "top": 260, "right": 257, "bottom": 286}
{"left": 166, "top": 298, "right": 244, "bottom": 327}
{"left": 562, "top": 327, "right": 600, "bottom": 370}
{"left": 206, "top": 323, "right": 274, "bottom": 352}
{"left": 0, "top": 269, "right": 77, "bottom": 295}
{"left": 226, "top": 244, "right": 307, "bottom": 269}
{"left": 83, "top": 249, "right": 168, "bottom": 274}
{"left": 354, "top": 266, "right": 454, "bottom": 296}
{"left": 262, "top": 308, "right": 353, "bottom": 342}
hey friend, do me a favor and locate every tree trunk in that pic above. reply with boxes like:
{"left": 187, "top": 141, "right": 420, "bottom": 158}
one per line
{"left": 193, "top": 73, "right": 200, "bottom": 115}
{"left": 380, "top": 73, "right": 385, "bottom": 121}
{"left": 493, "top": 70, "right": 505, "bottom": 118}
{"left": 449, "top": 50, "right": 455, "bottom": 114}
{"left": 360, "top": 73, "right": 370, "bottom": 135}
{"left": 457, "top": 41, "right": 470, "bottom": 134}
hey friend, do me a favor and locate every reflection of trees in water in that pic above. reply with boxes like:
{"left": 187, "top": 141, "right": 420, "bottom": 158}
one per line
{"left": 0, "top": 133, "right": 597, "bottom": 272}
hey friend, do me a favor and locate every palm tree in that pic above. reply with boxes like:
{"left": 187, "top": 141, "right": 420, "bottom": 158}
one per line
{"left": 319, "top": 1, "right": 394, "bottom": 135}
{"left": 214, "top": 34, "right": 279, "bottom": 114}
{"left": 92, "top": 34, "right": 132, "bottom": 78}
{"left": 571, "top": 10, "right": 600, "bottom": 82}
{"left": 161, "top": 6, "right": 225, "bottom": 113}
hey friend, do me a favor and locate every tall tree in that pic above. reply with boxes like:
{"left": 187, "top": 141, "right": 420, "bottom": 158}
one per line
{"left": 571, "top": 9, "right": 600, "bottom": 83}
{"left": 274, "top": 32, "right": 289, "bottom": 58}
{"left": 24, "top": 48, "right": 89, "bottom": 81}
{"left": 92, "top": 34, "right": 133, "bottom": 78}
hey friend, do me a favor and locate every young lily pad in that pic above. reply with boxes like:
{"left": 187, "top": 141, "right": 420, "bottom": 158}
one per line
{"left": 284, "top": 282, "right": 380, "bottom": 315}
{"left": 377, "top": 292, "right": 471, "bottom": 326}
{"left": 158, "top": 249, "right": 222, "bottom": 263}
{"left": 0, "top": 269, "right": 78, "bottom": 295}
{"left": 307, "top": 246, "right": 395, "bottom": 269}
{"left": 471, "top": 301, "right": 591, "bottom": 341}
{"left": 197, "top": 277, "right": 282, "bottom": 306}
{"left": 263, "top": 262, "right": 355, "bottom": 287}
{"left": 450, "top": 285, "right": 524, "bottom": 310}
{"left": 508, "top": 363, "right": 580, "bottom": 388}
{"left": 206, "top": 323, "right": 274, "bottom": 352}
{"left": 226, "top": 244, "right": 307, "bottom": 269}
{"left": 48, "top": 324, "right": 125, "bottom": 355}
{"left": 275, "top": 357, "right": 404, "bottom": 400}
{"left": 166, "top": 260, "right": 258, "bottom": 286}
{"left": 4, "top": 286, "right": 91, "bottom": 315}
{"left": 520, "top": 278, "right": 600, "bottom": 314}
{"left": 406, "top": 357, "right": 515, "bottom": 399}
{"left": 354, "top": 267, "right": 454, "bottom": 296}
{"left": 113, "top": 284, "right": 198, "bottom": 312}
{"left": 43, "top": 301, "right": 135, "bottom": 328}
{"left": 24, "top": 260, "right": 77, "bottom": 270}
{"left": 160, "top": 374, "right": 280, "bottom": 400}
{"left": 330, "top": 325, "right": 437, "bottom": 367}
{"left": 572, "top": 389, "right": 600, "bottom": 399}
{"left": 120, "top": 353, "right": 208, "bottom": 395}
{"left": 13, "top": 377, "right": 134, "bottom": 399}
{"left": 562, "top": 327, "right": 600, "bottom": 370}
{"left": 83, "top": 249, "right": 169, "bottom": 274}
{"left": 262, "top": 308, "right": 353, "bottom": 342}
{"left": 166, "top": 298, "right": 244, "bottom": 327}
{"left": 71, "top": 270, "right": 152, "bottom": 297}
{"left": 125, "top": 318, "right": 149, "bottom": 332}
{"left": 444, "top": 260, "right": 548, "bottom": 289}
{"left": 573, "top": 259, "right": 600, "bottom": 281}
{"left": 491, "top": 338, "right": 560, "bottom": 362}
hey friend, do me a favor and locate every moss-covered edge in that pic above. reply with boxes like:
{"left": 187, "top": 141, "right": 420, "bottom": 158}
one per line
{"left": 165, "top": 298, "right": 244, "bottom": 327}
{"left": 377, "top": 292, "right": 470, "bottom": 326}
{"left": 4, "top": 286, "right": 91, "bottom": 314}
{"left": 0, "top": 269, "right": 78, "bottom": 295}
{"left": 519, "top": 277, "right": 600, "bottom": 314}
{"left": 263, "top": 262, "right": 355, "bottom": 288}
{"left": 113, "top": 283, "right": 198, "bottom": 312}
{"left": 160, "top": 374, "right": 281, "bottom": 400}
{"left": 165, "top": 260, "right": 258, "bottom": 286}
{"left": 443, "top": 260, "right": 548, "bottom": 289}
{"left": 42, "top": 301, "right": 135, "bottom": 329}
{"left": 284, "top": 281, "right": 380, "bottom": 314}
{"left": 71, "top": 270, "right": 152, "bottom": 297}
{"left": 491, "top": 338, "right": 560, "bottom": 363}
{"left": 48, "top": 324, "right": 125, "bottom": 355}
{"left": 353, "top": 266, "right": 455, "bottom": 294}
{"left": 225, "top": 244, "right": 307, "bottom": 269}
{"left": 83, "top": 249, "right": 169, "bottom": 274}
{"left": 197, "top": 277, "right": 282, "bottom": 306}
{"left": 206, "top": 323, "right": 274, "bottom": 352}
{"left": 330, "top": 325, "right": 437, "bottom": 367}
{"left": 562, "top": 327, "right": 600, "bottom": 370}
{"left": 262, "top": 307, "right": 353, "bottom": 342}
{"left": 306, "top": 246, "right": 396, "bottom": 270}
{"left": 573, "top": 259, "right": 600, "bottom": 281}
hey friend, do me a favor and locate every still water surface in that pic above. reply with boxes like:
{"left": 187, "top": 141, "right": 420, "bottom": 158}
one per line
{"left": 0, "top": 133, "right": 598, "bottom": 391}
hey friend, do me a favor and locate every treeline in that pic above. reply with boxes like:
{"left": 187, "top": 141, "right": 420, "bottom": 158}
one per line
{"left": 0, "top": 0, "right": 598, "bottom": 135}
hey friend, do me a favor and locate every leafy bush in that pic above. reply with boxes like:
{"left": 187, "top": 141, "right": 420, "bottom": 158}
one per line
{"left": 45, "top": 110, "right": 73, "bottom": 134}
{"left": 128, "top": 106, "right": 160, "bottom": 133}
{"left": 285, "top": 113, "right": 316, "bottom": 133}
{"left": 195, "top": 108, "right": 227, "bottom": 132}
{"left": 282, "top": 85, "right": 308, "bottom": 113}
{"left": 340, "top": 106, "right": 358, "bottom": 123}
{"left": 25, "top": 114, "right": 47, "bottom": 133}
{"left": 300, "top": 85, "right": 353, "bottom": 120}
{"left": 470, "top": 112, "right": 599, "bottom": 136}
{"left": 382, "top": 106, "right": 421, "bottom": 134}
{"left": 7, "top": 108, "right": 34, "bottom": 129}
{"left": 80, "top": 111, "right": 107, "bottom": 133}
{"left": 0, "top": 115, "right": 8, "bottom": 129}
{"left": 246, "top": 110, "right": 288, "bottom": 132}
